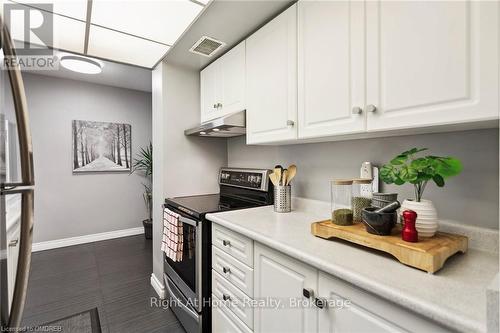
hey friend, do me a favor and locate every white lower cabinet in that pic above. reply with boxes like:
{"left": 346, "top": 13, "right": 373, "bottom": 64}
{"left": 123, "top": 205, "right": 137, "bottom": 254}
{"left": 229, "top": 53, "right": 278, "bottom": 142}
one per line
{"left": 317, "top": 272, "right": 451, "bottom": 333}
{"left": 211, "top": 223, "right": 453, "bottom": 333}
{"left": 253, "top": 243, "right": 317, "bottom": 333}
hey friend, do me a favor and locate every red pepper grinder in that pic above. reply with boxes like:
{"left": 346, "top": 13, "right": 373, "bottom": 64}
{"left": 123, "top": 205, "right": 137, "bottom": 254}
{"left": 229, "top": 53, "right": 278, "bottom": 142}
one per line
{"left": 402, "top": 210, "right": 418, "bottom": 242}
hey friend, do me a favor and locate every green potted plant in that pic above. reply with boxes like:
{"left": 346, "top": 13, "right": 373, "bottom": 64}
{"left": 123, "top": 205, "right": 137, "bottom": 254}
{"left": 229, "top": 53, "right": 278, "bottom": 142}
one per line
{"left": 131, "top": 142, "right": 153, "bottom": 239}
{"left": 379, "top": 148, "right": 462, "bottom": 237}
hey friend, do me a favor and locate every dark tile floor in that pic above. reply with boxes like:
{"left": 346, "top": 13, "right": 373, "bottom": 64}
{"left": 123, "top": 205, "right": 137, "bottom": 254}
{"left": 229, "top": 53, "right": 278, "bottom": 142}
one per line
{"left": 22, "top": 235, "right": 184, "bottom": 333}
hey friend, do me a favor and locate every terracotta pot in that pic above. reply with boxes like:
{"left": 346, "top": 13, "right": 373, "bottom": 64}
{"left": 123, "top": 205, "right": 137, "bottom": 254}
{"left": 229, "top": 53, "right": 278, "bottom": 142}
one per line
{"left": 401, "top": 199, "right": 438, "bottom": 238}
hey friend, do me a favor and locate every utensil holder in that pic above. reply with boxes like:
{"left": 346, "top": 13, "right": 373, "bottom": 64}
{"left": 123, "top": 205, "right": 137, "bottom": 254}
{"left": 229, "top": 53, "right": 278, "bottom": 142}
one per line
{"left": 274, "top": 185, "right": 291, "bottom": 213}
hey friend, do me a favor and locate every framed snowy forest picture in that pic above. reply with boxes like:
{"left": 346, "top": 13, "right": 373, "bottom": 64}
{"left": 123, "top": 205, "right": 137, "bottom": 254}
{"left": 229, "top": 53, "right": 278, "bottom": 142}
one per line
{"left": 72, "top": 120, "right": 132, "bottom": 173}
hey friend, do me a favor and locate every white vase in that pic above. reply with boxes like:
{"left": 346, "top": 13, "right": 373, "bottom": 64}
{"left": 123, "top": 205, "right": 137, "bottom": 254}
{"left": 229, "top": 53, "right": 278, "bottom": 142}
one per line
{"left": 401, "top": 199, "right": 438, "bottom": 238}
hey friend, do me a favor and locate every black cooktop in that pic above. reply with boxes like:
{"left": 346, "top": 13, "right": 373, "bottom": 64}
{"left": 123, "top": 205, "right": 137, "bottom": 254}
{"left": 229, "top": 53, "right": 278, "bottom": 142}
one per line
{"left": 165, "top": 193, "right": 265, "bottom": 219}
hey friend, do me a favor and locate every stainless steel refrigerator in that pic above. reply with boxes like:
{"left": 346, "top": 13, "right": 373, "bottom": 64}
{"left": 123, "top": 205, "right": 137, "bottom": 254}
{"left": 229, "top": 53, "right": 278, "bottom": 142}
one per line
{"left": 0, "top": 17, "right": 35, "bottom": 330}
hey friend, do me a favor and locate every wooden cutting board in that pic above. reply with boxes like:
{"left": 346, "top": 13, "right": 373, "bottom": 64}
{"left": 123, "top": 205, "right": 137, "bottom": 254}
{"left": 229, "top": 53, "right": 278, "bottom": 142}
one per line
{"left": 311, "top": 221, "right": 468, "bottom": 273}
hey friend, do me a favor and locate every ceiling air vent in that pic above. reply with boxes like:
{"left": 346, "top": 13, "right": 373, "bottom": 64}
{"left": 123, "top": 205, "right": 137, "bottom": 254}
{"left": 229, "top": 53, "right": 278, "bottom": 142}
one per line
{"left": 189, "top": 36, "right": 226, "bottom": 57}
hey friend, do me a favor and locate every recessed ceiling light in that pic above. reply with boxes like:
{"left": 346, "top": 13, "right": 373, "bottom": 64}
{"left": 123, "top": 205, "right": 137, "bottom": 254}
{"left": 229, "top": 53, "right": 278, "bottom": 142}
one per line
{"left": 212, "top": 128, "right": 220, "bottom": 132}
{"left": 200, "top": 131, "right": 207, "bottom": 135}
{"left": 60, "top": 55, "right": 103, "bottom": 74}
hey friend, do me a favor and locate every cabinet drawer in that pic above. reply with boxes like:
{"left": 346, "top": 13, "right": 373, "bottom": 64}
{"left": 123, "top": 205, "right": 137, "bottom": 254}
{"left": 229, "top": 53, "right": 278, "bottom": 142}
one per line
{"left": 213, "top": 224, "right": 254, "bottom": 267}
{"left": 212, "top": 294, "right": 253, "bottom": 333}
{"left": 212, "top": 269, "right": 254, "bottom": 329}
{"left": 212, "top": 246, "right": 254, "bottom": 297}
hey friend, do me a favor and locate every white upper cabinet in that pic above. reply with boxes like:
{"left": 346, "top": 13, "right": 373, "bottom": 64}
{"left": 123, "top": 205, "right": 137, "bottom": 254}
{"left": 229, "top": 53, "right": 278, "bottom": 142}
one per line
{"left": 219, "top": 42, "right": 246, "bottom": 116}
{"left": 365, "top": 0, "right": 499, "bottom": 131}
{"left": 298, "top": 0, "right": 366, "bottom": 139}
{"left": 246, "top": 4, "right": 298, "bottom": 144}
{"left": 200, "top": 41, "right": 246, "bottom": 123}
{"left": 200, "top": 61, "right": 219, "bottom": 123}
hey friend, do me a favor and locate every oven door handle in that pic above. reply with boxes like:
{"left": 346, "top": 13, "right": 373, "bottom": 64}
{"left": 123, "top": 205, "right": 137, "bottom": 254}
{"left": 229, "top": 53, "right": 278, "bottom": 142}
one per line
{"left": 165, "top": 276, "right": 200, "bottom": 322}
{"left": 179, "top": 215, "right": 198, "bottom": 227}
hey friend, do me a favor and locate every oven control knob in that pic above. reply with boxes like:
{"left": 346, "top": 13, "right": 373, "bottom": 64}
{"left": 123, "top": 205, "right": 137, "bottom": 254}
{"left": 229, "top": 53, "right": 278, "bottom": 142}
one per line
{"left": 222, "top": 240, "right": 231, "bottom": 246}
{"left": 222, "top": 267, "right": 231, "bottom": 274}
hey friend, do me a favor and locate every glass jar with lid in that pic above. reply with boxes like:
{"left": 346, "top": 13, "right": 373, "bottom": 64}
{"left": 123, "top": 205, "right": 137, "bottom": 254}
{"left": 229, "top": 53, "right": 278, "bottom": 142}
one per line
{"left": 331, "top": 179, "right": 353, "bottom": 225}
{"left": 352, "top": 178, "right": 373, "bottom": 222}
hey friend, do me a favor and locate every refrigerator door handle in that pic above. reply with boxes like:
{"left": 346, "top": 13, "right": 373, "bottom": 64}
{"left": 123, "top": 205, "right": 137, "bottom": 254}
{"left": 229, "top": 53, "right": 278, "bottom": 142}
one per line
{"left": 7, "top": 188, "right": 33, "bottom": 328}
{"left": 0, "top": 17, "right": 35, "bottom": 188}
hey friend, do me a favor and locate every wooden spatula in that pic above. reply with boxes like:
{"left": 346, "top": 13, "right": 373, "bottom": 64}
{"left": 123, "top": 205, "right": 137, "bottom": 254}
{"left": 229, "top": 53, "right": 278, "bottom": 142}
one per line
{"left": 273, "top": 167, "right": 282, "bottom": 185}
{"left": 269, "top": 173, "right": 279, "bottom": 186}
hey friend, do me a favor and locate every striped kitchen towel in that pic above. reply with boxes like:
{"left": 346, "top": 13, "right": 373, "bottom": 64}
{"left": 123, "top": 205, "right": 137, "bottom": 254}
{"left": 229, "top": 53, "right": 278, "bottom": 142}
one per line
{"left": 162, "top": 208, "right": 184, "bottom": 262}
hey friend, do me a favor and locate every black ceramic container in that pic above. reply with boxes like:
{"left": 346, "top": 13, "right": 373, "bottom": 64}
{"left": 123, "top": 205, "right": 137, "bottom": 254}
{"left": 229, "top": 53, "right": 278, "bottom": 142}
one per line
{"left": 361, "top": 207, "right": 397, "bottom": 236}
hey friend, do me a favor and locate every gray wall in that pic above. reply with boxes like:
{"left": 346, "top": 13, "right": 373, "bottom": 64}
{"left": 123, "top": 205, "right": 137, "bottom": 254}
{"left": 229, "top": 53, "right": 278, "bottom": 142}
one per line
{"left": 152, "top": 62, "right": 227, "bottom": 285}
{"left": 24, "top": 73, "right": 152, "bottom": 243}
{"left": 228, "top": 129, "right": 499, "bottom": 229}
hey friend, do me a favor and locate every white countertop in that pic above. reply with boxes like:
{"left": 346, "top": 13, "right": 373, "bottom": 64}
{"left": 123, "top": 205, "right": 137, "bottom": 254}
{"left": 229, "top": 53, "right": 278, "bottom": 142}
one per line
{"left": 207, "top": 198, "right": 499, "bottom": 333}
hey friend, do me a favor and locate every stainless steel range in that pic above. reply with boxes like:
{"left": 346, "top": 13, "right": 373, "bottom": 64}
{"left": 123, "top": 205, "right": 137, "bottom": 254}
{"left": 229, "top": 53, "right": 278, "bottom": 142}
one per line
{"left": 163, "top": 167, "right": 273, "bottom": 333}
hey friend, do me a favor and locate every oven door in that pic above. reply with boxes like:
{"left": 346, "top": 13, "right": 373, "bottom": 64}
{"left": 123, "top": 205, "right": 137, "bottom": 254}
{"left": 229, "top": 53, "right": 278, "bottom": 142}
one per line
{"left": 163, "top": 208, "right": 202, "bottom": 312}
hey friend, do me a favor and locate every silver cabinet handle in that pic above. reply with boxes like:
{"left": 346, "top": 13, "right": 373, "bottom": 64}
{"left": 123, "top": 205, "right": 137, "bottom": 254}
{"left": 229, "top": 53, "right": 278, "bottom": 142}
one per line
{"left": 314, "top": 297, "right": 327, "bottom": 309}
{"left": 352, "top": 106, "right": 362, "bottom": 115}
{"left": 213, "top": 103, "right": 218, "bottom": 109}
{"left": 366, "top": 104, "right": 377, "bottom": 113}
{"left": 9, "top": 239, "right": 18, "bottom": 247}
{"left": 222, "top": 294, "right": 231, "bottom": 301}
{"left": 303, "top": 288, "right": 314, "bottom": 299}
{"left": 222, "top": 240, "right": 231, "bottom": 247}
{"left": 217, "top": 103, "right": 223, "bottom": 108}
{"left": 222, "top": 266, "right": 231, "bottom": 274}
{"left": 287, "top": 120, "right": 295, "bottom": 126}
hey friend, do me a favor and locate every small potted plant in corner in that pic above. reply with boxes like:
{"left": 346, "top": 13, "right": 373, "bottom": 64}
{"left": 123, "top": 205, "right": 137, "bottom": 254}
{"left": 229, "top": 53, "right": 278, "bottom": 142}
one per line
{"left": 379, "top": 148, "right": 462, "bottom": 237}
{"left": 131, "top": 142, "right": 153, "bottom": 239}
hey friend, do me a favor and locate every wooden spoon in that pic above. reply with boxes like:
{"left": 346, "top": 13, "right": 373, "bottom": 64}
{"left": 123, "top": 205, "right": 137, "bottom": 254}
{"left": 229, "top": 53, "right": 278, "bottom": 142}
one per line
{"left": 282, "top": 169, "right": 288, "bottom": 186}
{"left": 286, "top": 164, "right": 297, "bottom": 185}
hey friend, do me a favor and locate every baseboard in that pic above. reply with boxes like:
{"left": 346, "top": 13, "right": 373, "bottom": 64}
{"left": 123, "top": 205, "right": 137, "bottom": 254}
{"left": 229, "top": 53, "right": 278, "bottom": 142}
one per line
{"left": 32, "top": 227, "right": 144, "bottom": 252}
{"left": 151, "top": 273, "right": 166, "bottom": 299}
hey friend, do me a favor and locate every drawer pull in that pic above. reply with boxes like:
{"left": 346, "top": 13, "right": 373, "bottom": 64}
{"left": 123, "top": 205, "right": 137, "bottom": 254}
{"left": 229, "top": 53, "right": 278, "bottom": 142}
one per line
{"left": 222, "top": 240, "right": 231, "bottom": 246}
{"left": 8, "top": 239, "right": 18, "bottom": 247}
{"left": 222, "top": 266, "right": 231, "bottom": 274}
{"left": 314, "top": 297, "right": 327, "bottom": 309}
{"left": 222, "top": 294, "right": 231, "bottom": 301}
{"left": 302, "top": 288, "right": 314, "bottom": 299}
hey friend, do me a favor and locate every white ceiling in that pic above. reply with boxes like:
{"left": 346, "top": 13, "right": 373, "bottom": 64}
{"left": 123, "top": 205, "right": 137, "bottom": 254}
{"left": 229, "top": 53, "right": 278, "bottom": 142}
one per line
{"left": 22, "top": 50, "right": 152, "bottom": 92}
{"left": 163, "top": 0, "right": 293, "bottom": 70}
{"left": 4, "top": 0, "right": 208, "bottom": 68}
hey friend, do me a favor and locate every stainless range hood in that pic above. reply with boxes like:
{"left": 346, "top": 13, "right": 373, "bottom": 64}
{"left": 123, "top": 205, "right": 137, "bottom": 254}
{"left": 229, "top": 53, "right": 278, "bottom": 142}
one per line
{"left": 184, "top": 111, "right": 246, "bottom": 137}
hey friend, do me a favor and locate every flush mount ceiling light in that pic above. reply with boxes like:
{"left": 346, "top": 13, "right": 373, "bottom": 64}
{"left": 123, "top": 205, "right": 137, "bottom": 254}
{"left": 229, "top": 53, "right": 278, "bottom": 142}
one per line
{"left": 60, "top": 55, "right": 103, "bottom": 74}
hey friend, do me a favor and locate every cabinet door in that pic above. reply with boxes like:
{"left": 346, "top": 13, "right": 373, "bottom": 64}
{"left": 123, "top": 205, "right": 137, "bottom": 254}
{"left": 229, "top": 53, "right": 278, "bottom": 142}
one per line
{"left": 298, "top": 0, "right": 365, "bottom": 139}
{"left": 317, "top": 272, "right": 452, "bottom": 333}
{"left": 219, "top": 41, "right": 246, "bottom": 116}
{"left": 246, "top": 4, "right": 297, "bottom": 144}
{"left": 366, "top": 0, "right": 499, "bottom": 131}
{"left": 200, "top": 62, "right": 219, "bottom": 123}
{"left": 254, "top": 243, "right": 317, "bottom": 333}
